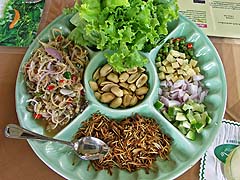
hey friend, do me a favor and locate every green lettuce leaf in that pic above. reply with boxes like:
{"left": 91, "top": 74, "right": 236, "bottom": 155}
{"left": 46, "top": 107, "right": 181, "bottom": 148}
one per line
{"left": 68, "top": 0, "right": 179, "bottom": 72}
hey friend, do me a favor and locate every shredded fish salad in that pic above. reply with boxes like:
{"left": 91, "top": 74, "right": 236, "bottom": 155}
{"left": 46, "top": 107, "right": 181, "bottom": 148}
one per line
{"left": 24, "top": 29, "right": 89, "bottom": 133}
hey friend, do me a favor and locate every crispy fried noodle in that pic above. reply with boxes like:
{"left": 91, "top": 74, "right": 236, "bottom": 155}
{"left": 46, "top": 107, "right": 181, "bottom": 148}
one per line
{"left": 74, "top": 113, "right": 172, "bottom": 175}
{"left": 24, "top": 29, "right": 89, "bottom": 133}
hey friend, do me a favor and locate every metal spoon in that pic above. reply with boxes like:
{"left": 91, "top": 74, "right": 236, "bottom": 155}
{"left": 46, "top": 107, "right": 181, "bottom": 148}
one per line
{"left": 4, "top": 124, "right": 109, "bottom": 160}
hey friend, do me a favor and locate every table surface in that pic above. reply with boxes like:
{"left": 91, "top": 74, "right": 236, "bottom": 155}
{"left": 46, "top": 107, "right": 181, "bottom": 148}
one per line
{"left": 1, "top": 1, "right": 239, "bottom": 180}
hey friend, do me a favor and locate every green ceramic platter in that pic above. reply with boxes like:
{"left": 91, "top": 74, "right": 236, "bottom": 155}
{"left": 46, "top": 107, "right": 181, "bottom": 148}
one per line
{"left": 15, "top": 13, "right": 227, "bottom": 180}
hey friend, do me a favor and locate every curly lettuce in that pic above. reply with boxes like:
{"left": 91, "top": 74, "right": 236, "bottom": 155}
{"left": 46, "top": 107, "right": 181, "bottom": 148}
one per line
{"left": 69, "top": 0, "right": 179, "bottom": 72}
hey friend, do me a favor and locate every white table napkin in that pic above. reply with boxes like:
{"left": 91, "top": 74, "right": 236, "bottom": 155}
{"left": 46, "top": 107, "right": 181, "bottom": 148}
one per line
{"left": 199, "top": 119, "right": 240, "bottom": 180}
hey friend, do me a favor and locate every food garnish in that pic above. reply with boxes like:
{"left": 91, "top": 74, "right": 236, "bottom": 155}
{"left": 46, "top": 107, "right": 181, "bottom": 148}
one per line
{"left": 90, "top": 64, "right": 149, "bottom": 108}
{"left": 68, "top": 0, "right": 179, "bottom": 72}
{"left": 155, "top": 37, "right": 211, "bottom": 140}
{"left": 74, "top": 113, "right": 172, "bottom": 175}
{"left": 24, "top": 30, "right": 89, "bottom": 133}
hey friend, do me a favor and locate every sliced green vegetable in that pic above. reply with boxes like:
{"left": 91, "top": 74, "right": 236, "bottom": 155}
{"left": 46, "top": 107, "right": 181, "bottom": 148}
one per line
{"left": 64, "top": 71, "right": 72, "bottom": 79}
{"left": 182, "top": 121, "right": 191, "bottom": 129}
{"left": 68, "top": 0, "right": 179, "bottom": 72}
{"left": 162, "top": 110, "right": 173, "bottom": 122}
{"left": 186, "top": 130, "right": 196, "bottom": 141}
{"left": 206, "top": 114, "right": 212, "bottom": 124}
{"left": 161, "top": 99, "right": 212, "bottom": 141}
{"left": 178, "top": 124, "right": 187, "bottom": 135}
{"left": 192, "top": 103, "right": 205, "bottom": 112}
{"left": 195, "top": 122, "right": 205, "bottom": 133}
{"left": 154, "top": 100, "right": 164, "bottom": 110}
{"left": 168, "top": 106, "right": 176, "bottom": 118}
{"left": 182, "top": 103, "right": 192, "bottom": 111}
{"left": 186, "top": 110, "right": 197, "bottom": 125}
{"left": 176, "top": 112, "right": 187, "bottom": 121}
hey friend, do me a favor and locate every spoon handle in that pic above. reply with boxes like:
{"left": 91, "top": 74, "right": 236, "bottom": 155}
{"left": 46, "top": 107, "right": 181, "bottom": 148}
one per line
{"left": 5, "top": 124, "right": 72, "bottom": 147}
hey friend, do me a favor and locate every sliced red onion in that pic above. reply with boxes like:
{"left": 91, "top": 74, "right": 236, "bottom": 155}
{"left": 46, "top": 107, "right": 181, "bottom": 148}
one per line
{"left": 193, "top": 74, "right": 204, "bottom": 81}
{"left": 162, "top": 91, "right": 170, "bottom": 97}
{"left": 197, "top": 86, "right": 202, "bottom": 96}
{"left": 159, "top": 76, "right": 208, "bottom": 107}
{"left": 177, "top": 89, "right": 185, "bottom": 99}
{"left": 168, "top": 100, "right": 181, "bottom": 107}
{"left": 187, "top": 84, "right": 198, "bottom": 95}
{"left": 26, "top": 99, "right": 38, "bottom": 104}
{"left": 45, "top": 47, "right": 62, "bottom": 61}
{"left": 172, "top": 79, "right": 185, "bottom": 89}
{"left": 47, "top": 62, "right": 52, "bottom": 70}
{"left": 158, "top": 88, "right": 162, "bottom": 95}
{"left": 182, "top": 83, "right": 188, "bottom": 91}
{"left": 160, "top": 80, "right": 167, "bottom": 88}
{"left": 160, "top": 96, "right": 170, "bottom": 107}
{"left": 60, "top": 88, "right": 76, "bottom": 97}
{"left": 170, "top": 92, "right": 179, "bottom": 99}
{"left": 190, "top": 93, "right": 198, "bottom": 100}
{"left": 167, "top": 80, "right": 173, "bottom": 87}
{"left": 199, "top": 90, "right": 207, "bottom": 103}
{"left": 183, "top": 93, "right": 190, "bottom": 102}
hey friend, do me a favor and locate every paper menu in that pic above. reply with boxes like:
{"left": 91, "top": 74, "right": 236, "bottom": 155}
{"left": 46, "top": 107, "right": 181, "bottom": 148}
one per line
{"left": 178, "top": 0, "right": 240, "bottom": 38}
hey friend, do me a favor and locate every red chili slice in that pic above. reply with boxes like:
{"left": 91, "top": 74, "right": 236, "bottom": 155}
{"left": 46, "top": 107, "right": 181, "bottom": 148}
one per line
{"left": 47, "top": 85, "right": 55, "bottom": 91}
{"left": 33, "top": 113, "right": 42, "bottom": 119}
{"left": 187, "top": 43, "right": 193, "bottom": 49}
{"left": 173, "top": 37, "right": 181, "bottom": 42}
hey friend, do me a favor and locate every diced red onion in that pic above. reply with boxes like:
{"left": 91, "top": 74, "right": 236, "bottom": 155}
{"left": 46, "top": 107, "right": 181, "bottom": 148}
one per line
{"left": 47, "top": 62, "right": 52, "bottom": 70}
{"left": 183, "top": 93, "right": 190, "bottom": 102}
{"left": 193, "top": 74, "right": 204, "bottom": 81}
{"left": 168, "top": 100, "right": 181, "bottom": 107}
{"left": 159, "top": 77, "right": 208, "bottom": 107}
{"left": 158, "top": 88, "right": 162, "bottom": 96}
{"left": 187, "top": 84, "right": 198, "bottom": 95}
{"left": 160, "top": 96, "right": 169, "bottom": 107}
{"left": 172, "top": 79, "right": 185, "bottom": 89}
{"left": 160, "top": 80, "right": 167, "bottom": 88}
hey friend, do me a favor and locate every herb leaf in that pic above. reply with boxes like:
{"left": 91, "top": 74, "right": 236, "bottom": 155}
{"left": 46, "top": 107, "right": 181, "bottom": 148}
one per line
{"left": 69, "top": 0, "right": 179, "bottom": 72}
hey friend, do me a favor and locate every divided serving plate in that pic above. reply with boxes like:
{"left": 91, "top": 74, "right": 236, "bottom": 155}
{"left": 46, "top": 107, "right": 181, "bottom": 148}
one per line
{"left": 15, "top": 13, "right": 227, "bottom": 180}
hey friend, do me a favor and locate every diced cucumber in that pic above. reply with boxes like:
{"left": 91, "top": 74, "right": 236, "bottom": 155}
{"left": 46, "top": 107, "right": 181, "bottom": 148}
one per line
{"left": 201, "top": 111, "right": 212, "bottom": 124}
{"left": 193, "top": 112, "right": 202, "bottom": 121}
{"left": 192, "top": 103, "right": 205, "bottom": 112}
{"left": 174, "top": 106, "right": 183, "bottom": 112}
{"left": 154, "top": 101, "right": 164, "bottom": 110}
{"left": 186, "top": 130, "right": 196, "bottom": 141}
{"left": 176, "top": 112, "right": 187, "bottom": 121}
{"left": 160, "top": 98, "right": 212, "bottom": 141}
{"left": 186, "top": 110, "right": 197, "bottom": 124}
{"left": 182, "top": 103, "right": 192, "bottom": 111}
{"left": 195, "top": 122, "right": 205, "bottom": 133}
{"left": 173, "top": 121, "right": 180, "bottom": 127}
{"left": 168, "top": 107, "right": 176, "bottom": 118}
{"left": 162, "top": 110, "right": 173, "bottom": 122}
{"left": 182, "top": 121, "right": 191, "bottom": 129}
{"left": 178, "top": 124, "right": 188, "bottom": 135}
{"left": 201, "top": 111, "right": 207, "bottom": 122}
{"left": 206, "top": 114, "right": 212, "bottom": 124}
